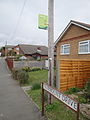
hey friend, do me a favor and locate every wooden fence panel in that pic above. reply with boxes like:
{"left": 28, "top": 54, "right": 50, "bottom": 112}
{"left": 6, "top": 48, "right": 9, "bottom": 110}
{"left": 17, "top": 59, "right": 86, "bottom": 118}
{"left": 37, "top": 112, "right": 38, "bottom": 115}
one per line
{"left": 60, "top": 60, "right": 90, "bottom": 91}
{"left": 6, "top": 58, "right": 13, "bottom": 70}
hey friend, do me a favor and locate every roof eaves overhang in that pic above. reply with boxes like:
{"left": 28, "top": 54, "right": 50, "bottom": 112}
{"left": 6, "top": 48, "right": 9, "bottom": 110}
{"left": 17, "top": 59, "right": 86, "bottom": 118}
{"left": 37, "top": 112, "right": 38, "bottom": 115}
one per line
{"left": 54, "top": 21, "right": 90, "bottom": 47}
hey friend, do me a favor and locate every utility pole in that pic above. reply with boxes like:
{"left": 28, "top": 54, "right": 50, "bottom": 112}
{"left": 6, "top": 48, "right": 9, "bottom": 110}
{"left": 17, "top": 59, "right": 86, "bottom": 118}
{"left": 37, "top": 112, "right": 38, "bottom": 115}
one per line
{"left": 48, "top": 0, "right": 54, "bottom": 104}
{"left": 5, "top": 40, "right": 7, "bottom": 57}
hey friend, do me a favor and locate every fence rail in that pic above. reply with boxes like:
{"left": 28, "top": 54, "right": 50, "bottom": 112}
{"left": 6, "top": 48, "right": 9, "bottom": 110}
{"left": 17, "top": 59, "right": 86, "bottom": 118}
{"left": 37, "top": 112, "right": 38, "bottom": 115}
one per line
{"left": 60, "top": 60, "right": 90, "bottom": 91}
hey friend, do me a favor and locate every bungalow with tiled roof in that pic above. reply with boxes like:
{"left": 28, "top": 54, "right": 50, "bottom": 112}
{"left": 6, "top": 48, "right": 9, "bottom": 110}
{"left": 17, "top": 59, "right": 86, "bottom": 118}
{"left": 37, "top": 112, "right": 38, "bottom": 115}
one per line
{"left": 1, "top": 45, "right": 15, "bottom": 56}
{"left": 14, "top": 44, "right": 48, "bottom": 60}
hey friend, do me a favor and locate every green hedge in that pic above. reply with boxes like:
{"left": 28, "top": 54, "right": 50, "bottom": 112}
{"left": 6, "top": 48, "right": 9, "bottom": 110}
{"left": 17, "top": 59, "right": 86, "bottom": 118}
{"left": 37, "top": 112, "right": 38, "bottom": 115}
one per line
{"left": 18, "top": 71, "right": 29, "bottom": 85}
{"left": 12, "top": 69, "right": 29, "bottom": 85}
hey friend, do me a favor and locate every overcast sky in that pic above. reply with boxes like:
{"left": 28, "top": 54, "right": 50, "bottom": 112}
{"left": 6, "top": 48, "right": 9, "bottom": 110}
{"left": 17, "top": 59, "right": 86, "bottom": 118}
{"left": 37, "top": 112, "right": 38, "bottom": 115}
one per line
{"left": 0, "top": 0, "right": 90, "bottom": 47}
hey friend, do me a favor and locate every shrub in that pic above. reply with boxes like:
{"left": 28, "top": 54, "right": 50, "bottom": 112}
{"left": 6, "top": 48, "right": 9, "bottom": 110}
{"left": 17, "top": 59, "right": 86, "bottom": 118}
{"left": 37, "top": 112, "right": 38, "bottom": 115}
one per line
{"left": 14, "top": 55, "right": 22, "bottom": 61}
{"left": 78, "top": 96, "right": 87, "bottom": 103}
{"left": 64, "top": 87, "right": 80, "bottom": 94}
{"left": 69, "top": 87, "right": 80, "bottom": 93}
{"left": 31, "top": 67, "right": 41, "bottom": 72}
{"left": 31, "top": 83, "right": 41, "bottom": 90}
{"left": 18, "top": 71, "right": 29, "bottom": 85}
{"left": 83, "top": 80, "right": 90, "bottom": 102}
{"left": 22, "top": 66, "right": 31, "bottom": 72}
{"left": 12, "top": 69, "right": 19, "bottom": 80}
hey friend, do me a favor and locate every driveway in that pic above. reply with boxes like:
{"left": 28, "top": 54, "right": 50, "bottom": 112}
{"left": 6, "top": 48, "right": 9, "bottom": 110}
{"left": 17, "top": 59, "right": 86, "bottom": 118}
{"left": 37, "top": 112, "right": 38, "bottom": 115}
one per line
{"left": 0, "top": 58, "right": 46, "bottom": 120}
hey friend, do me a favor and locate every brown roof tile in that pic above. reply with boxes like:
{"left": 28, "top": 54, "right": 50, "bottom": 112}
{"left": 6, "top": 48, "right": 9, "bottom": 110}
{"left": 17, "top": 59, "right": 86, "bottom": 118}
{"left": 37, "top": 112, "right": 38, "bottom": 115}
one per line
{"left": 19, "top": 44, "right": 48, "bottom": 55}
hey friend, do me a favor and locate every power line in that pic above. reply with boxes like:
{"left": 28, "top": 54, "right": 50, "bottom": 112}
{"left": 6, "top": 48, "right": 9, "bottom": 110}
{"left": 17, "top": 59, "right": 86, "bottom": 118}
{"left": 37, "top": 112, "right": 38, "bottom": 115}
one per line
{"left": 11, "top": 0, "right": 28, "bottom": 41}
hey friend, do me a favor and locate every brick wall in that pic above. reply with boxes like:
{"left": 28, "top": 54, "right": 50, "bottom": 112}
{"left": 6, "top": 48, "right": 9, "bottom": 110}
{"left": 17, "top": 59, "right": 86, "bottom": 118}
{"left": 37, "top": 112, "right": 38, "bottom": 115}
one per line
{"left": 56, "top": 25, "right": 90, "bottom": 60}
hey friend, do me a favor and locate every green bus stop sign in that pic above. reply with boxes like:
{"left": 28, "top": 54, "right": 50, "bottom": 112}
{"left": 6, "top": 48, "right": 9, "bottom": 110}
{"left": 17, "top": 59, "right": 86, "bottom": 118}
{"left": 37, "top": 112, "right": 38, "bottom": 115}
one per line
{"left": 38, "top": 14, "right": 48, "bottom": 30}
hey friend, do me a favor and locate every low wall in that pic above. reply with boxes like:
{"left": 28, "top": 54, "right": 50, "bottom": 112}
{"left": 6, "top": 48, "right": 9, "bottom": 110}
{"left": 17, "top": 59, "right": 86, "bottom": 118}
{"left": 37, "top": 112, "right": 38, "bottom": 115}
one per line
{"left": 13, "top": 60, "right": 45, "bottom": 69}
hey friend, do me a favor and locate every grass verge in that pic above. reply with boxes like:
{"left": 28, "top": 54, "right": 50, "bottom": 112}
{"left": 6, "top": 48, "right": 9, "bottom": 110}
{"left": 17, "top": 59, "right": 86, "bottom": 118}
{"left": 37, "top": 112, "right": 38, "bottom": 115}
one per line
{"left": 27, "top": 89, "right": 89, "bottom": 120}
{"left": 28, "top": 70, "right": 48, "bottom": 86}
{"left": 26, "top": 70, "right": 89, "bottom": 120}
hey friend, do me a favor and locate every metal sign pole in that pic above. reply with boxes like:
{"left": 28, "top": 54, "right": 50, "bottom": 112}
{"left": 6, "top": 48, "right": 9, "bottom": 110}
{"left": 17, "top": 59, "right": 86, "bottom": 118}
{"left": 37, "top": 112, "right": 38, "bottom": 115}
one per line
{"left": 77, "top": 103, "right": 79, "bottom": 120}
{"left": 42, "top": 83, "right": 44, "bottom": 116}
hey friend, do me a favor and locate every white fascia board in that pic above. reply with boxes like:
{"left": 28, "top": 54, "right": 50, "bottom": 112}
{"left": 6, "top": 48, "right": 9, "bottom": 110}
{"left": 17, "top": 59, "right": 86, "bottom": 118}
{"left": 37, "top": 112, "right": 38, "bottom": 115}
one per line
{"left": 71, "top": 22, "right": 90, "bottom": 31}
{"left": 54, "top": 22, "right": 71, "bottom": 46}
{"left": 54, "top": 21, "right": 90, "bottom": 47}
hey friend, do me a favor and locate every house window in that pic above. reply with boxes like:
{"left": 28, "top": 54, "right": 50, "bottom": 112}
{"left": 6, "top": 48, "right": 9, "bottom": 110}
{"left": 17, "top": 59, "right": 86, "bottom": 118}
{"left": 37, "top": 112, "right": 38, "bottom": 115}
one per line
{"left": 8, "top": 48, "right": 12, "bottom": 50}
{"left": 16, "top": 47, "right": 19, "bottom": 51}
{"left": 79, "top": 40, "right": 90, "bottom": 54}
{"left": 60, "top": 44, "right": 70, "bottom": 55}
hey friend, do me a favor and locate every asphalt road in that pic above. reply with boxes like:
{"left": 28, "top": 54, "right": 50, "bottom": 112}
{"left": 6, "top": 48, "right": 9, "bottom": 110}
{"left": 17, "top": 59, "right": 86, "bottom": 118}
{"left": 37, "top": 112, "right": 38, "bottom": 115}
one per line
{"left": 0, "top": 58, "right": 46, "bottom": 120}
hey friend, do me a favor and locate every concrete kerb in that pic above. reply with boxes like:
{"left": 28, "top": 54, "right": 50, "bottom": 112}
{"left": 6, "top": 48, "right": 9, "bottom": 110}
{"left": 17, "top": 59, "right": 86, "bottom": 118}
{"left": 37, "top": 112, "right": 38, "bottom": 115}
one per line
{"left": 21, "top": 87, "right": 40, "bottom": 109}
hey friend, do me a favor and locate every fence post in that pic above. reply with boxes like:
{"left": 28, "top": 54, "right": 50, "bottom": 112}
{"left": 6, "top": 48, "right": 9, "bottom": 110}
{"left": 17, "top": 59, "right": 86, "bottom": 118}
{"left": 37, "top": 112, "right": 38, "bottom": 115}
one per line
{"left": 77, "top": 103, "right": 79, "bottom": 120}
{"left": 42, "top": 83, "right": 44, "bottom": 116}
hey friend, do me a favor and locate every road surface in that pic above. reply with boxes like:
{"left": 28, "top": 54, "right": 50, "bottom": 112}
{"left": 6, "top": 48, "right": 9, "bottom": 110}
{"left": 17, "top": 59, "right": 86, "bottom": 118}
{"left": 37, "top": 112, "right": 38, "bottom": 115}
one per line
{"left": 0, "top": 58, "right": 46, "bottom": 120}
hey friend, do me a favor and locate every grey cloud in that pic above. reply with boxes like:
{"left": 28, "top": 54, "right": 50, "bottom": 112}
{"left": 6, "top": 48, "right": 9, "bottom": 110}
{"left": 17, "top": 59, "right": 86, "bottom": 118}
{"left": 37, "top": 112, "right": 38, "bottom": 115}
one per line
{"left": 0, "top": 0, "right": 90, "bottom": 46}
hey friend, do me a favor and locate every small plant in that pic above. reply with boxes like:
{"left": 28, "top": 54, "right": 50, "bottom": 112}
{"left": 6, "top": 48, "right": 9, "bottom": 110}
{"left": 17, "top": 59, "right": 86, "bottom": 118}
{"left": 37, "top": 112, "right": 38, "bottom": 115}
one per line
{"left": 31, "top": 83, "right": 41, "bottom": 90}
{"left": 84, "top": 80, "right": 90, "bottom": 92}
{"left": 46, "top": 102, "right": 58, "bottom": 112}
{"left": 69, "top": 87, "right": 80, "bottom": 93}
{"left": 64, "top": 87, "right": 80, "bottom": 94}
{"left": 78, "top": 96, "right": 87, "bottom": 103}
{"left": 22, "top": 66, "right": 31, "bottom": 72}
{"left": 83, "top": 80, "right": 90, "bottom": 102}
{"left": 12, "top": 69, "right": 19, "bottom": 80}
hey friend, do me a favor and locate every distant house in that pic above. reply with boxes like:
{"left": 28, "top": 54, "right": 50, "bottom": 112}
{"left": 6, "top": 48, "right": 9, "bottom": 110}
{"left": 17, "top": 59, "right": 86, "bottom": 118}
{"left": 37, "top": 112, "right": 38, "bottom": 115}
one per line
{"left": 13, "top": 45, "right": 20, "bottom": 55}
{"left": 55, "top": 20, "right": 90, "bottom": 91}
{"left": 14, "top": 44, "right": 48, "bottom": 60}
{"left": 1, "top": 45, "right": 15, "bottom": 56}
{"left": 0, "top": 48, "right": 1, "bottom": 56}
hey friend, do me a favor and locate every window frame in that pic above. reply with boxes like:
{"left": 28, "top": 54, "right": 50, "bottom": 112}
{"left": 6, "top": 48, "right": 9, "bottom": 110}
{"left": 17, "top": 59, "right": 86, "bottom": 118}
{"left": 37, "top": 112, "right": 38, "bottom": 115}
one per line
{"left": 60, "top": 44, "right": 70, "bottom": 55}
{"left": 16, "top": 47, "right": 19, "bottom": 51}
{"left": 78, "top": 40, "right": 90, "bottom": 54}
{"left": 8, "top": 48, "right": 12, "bottom": 50}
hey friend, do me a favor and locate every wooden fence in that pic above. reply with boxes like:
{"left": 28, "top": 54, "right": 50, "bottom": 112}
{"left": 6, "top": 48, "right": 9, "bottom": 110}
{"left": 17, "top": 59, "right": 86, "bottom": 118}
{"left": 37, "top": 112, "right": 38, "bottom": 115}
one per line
{"left": 60, "top": 59, "right": 90, "bottom": 91}
{"left": 5, "top": 58, "right": 13, "bottom": 70}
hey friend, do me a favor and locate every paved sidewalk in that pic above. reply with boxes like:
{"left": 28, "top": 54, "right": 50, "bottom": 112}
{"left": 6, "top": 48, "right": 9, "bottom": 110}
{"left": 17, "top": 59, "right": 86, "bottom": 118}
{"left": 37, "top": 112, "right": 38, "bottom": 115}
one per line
{"left": 0, "top": 58, "right": 47, "bottom": 120}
